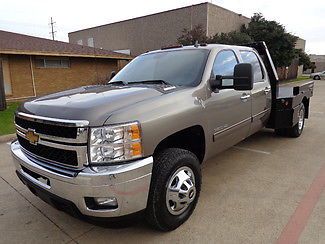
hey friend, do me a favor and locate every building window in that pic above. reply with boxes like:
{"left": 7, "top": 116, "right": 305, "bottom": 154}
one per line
{"left": 87, "top": 37, "right": 94, "bottom": 47}
{"left": 35, "top": 57, "right": 70, "bottom": 68}
{"left": 77, "top": 39, "right": 83, "bottom": 45}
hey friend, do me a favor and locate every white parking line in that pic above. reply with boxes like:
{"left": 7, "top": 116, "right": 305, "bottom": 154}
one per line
{"left": 233, "top": 146, "right": 271, "bottom": 155}
{"left": 311, "top": 111, "right": 324, "bottom": 114}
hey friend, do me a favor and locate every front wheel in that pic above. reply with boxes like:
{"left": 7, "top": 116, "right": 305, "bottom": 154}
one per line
{"left": 314, "top": 75, "right": 321, "bottom": 80}
{"left": 145, "top": 148, "right": 201, "bottom": 231}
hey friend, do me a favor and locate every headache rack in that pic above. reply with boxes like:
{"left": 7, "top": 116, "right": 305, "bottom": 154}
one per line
{"left": 243, "top": 41, "right": 314, "bottom": 129}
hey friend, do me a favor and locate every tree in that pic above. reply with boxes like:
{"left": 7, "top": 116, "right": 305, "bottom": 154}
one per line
{"left": 177, "top": 24, "right": 207, "bottom": 46}
{"left": 295, "top": 49, "right": 313, "bottom": 71}
{"left": 209, "top": 31, "right": 253, "bottom": 45}
{"left": 242, "top": 13, "right": 298, "bottom": 67}
{"left": 177, "top": 13, "right": 306, "bottom": 70}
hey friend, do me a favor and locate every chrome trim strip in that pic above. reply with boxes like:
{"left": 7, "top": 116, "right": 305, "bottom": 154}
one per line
{"left": 252, "top": 108, "right": 271, "bottom": 119}
{"left": 213, "top": 117, "right": 251, "bottom": 137}
{"left": 16, "top": 112, "right": 89, "bottom": 127}
{"left": 15, "top": 124, "right": 88, "bottom": 144}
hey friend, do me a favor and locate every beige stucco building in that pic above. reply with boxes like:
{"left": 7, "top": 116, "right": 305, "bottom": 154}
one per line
{"left": 69, "top": 2, "right": 250, "bottom": 56}
{"left": 308, "top": 55, "right": 325, "bottom": 73}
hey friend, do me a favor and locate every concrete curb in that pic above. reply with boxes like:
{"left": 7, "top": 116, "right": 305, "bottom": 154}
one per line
{"left": 0, "top": 134, "right": 16, "bottom": 143}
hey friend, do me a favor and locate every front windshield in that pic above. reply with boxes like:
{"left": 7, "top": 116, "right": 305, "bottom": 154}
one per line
{"left": 110, "top": 49, "right": 210, "bottom": 87}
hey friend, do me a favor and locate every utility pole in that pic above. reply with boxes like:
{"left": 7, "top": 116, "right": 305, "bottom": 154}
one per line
{"left": 49, "top": 17, "right": 56, "bottom": 40}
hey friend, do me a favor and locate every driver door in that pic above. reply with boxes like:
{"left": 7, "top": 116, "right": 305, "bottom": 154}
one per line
{"left": 205, "top": 50, "right": 252, "bottom": 155}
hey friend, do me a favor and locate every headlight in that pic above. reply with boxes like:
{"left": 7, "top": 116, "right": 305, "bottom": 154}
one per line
{"left": 89, "top": 122, "right": 143, "bottom": 164}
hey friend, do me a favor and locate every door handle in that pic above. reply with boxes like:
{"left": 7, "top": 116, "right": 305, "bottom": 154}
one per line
{"left": 264, "top": 87, "right": 271, "bottom": 94}
{"left": 240, "top": 94, "right": 251, "bottom": 101}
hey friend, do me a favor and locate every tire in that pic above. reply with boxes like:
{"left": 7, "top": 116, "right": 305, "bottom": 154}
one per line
{"left": 146, "top": 148, "right": 201, "bottom": 231}
{"left": 314, "top": 75, "right": 321, "bottom": 80}
{"left": 275, "top": 128, "right": 287, "bottom": 136}
{"left": 287, "top": 103, "right": 305, "bottom": 137}
{"left": 275, "top": 103, "right": 305, "bottom": 138}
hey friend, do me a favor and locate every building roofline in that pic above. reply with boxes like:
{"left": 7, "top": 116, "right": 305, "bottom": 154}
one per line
{"left": 0, "top": 49, "right": 132, "bottom": 60}
{"left": 206, "top": 2, "right": 250, "bottom": 21}
{"left": 0, "top": 29, "right": 132, "bottom": 59}
{"left": 69, "top": 2, "right": 250, "bottom": 35}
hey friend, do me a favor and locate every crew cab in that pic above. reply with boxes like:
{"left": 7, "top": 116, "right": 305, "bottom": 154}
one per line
{"left": 11, "top": 42, "right": 314, "bottom": 231}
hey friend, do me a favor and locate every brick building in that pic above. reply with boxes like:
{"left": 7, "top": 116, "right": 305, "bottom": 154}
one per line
{"left": 68, "top": 2, "right": 250, "bottom": 56}
{"left": 0, "top": 30, "right": 131, "bottom": 101}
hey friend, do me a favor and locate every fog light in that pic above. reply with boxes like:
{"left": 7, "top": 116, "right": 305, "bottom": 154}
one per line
{"left": 94, "top": 197, "right": 118, "bottom": 207}
{"left": 85, "top": 197, "right": 118, "bottom": 210}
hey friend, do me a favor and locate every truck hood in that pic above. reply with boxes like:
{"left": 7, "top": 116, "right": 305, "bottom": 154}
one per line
{"left": 19, "top": 85, "right": 168, "bottom": 126}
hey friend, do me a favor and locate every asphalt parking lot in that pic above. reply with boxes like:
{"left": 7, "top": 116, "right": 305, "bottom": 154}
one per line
{"left": 0, "top": 81, "right": 324, "bottom": 244}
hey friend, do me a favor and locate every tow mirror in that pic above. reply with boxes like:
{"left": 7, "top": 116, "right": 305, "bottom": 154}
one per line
{"left": 210, "top": 63, "right": 253, "bottom": 91}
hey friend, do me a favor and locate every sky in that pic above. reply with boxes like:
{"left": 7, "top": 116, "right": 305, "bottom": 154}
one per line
{"left": 0, "top": 0, "right": 324, "bottom": 54}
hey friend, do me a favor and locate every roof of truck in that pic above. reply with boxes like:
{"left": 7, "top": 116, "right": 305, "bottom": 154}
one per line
{"left": 144, "top": 43, "right": 254, "bottom": 55}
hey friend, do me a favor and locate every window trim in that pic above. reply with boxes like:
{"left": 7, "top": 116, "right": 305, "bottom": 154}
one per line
{"left": 35, "top": 57, "right": 70, "bottom": 69}
{"left": 239, "top": 50, "right": 265, "bottom": 83}
{"left": 211, "top": 49, "right": 239, "bottom": 78}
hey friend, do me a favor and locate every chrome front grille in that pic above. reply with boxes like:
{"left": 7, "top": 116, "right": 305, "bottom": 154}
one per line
{"left": 15, "top": 112, "right": 89, "bottom": 169}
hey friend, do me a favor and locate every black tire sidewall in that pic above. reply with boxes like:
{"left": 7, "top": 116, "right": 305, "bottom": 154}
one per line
{"left": 148, "top": 148, "right": 201, "bottom": 231}
{"left": 314, "top": 75, "right": 320, "bottom": 80}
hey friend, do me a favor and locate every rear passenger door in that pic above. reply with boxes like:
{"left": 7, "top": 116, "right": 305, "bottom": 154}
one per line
{"left": 240, "top": 50, "right": 272, "bottom": 135}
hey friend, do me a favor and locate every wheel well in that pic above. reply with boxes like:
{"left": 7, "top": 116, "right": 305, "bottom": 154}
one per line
{"left": 154, "top": 125, "right": 206, "bottom": 163}
{"left": 302, "top": 97, "right": 309, "bottom": 118}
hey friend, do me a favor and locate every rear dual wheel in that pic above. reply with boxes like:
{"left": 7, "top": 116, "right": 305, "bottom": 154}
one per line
{"left": 275, "top": 103, "right": 305, "bottom": 138}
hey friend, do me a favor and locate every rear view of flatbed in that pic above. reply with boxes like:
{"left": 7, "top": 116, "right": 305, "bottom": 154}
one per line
{"left": 272, "top": 80, "right": 314, "bottom": 133}
{"left": 245, "top": 41, "right": 314, "bottom": 136}
{"left": 248, "top": 42, "right": 314, "bottom": 137}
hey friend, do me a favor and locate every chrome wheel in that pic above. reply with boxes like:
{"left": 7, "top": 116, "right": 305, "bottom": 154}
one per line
{"left": 298, "top": 106, "right": 305, "bottom": 131}
{"left": 166, "top": 166, "right": 196, "bottom": 215}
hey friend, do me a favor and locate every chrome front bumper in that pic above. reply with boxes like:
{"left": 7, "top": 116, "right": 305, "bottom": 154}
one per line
{"left": 11, "top": 141, "right": 153, "bottom": 218}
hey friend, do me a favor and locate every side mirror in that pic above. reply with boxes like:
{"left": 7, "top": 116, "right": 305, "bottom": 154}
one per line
{"left": 233, "top": 63, "right": 253, "bottom": 91}
{"left": 210, "top": 63, "right": 253, "bottom": 91}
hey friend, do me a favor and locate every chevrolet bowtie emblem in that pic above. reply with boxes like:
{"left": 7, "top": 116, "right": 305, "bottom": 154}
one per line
{"left": 25, "top": 129, "right": 40, "bottom": 145}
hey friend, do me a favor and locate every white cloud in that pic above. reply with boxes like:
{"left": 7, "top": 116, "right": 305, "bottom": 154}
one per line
{"left": 0, "top": 0, "right": 324, "bottom": 53}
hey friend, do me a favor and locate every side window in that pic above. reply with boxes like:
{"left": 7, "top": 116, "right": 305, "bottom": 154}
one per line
{"left": 212, "top": 50, "right": 238, "bottom": 86}
{"left": 240, "top": 51, "right": 264, "bottom": 82}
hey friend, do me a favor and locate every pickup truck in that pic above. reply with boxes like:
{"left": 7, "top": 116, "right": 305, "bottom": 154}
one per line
{"left": 11, "top": 42, "right": 314, "bottom": 231}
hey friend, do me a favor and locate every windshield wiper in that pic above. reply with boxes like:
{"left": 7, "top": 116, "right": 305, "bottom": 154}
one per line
{"left": 129, "top": 80, "right": 173, "bottom": 86}
{"left": 108, "top": 80, "right": 128, "bottom": 85}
